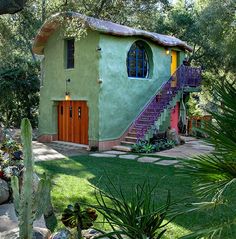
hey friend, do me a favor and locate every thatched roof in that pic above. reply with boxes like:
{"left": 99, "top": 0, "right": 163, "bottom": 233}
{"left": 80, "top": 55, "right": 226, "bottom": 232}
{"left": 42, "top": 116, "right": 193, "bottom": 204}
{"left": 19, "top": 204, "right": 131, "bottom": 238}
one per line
{"left": 33, "top": 12, "right": 192, "bottom": 55}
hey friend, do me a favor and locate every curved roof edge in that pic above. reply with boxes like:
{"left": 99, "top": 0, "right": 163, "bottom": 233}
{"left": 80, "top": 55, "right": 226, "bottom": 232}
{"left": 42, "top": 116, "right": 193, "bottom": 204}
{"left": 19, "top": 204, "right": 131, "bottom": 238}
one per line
{"left": 32, "top": 12, "right": 192, "bottom": 55}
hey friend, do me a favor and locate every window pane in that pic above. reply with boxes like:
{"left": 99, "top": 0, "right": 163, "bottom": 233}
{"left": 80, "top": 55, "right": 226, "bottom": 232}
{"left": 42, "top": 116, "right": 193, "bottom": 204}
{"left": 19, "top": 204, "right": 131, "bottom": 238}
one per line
{"left": 127, "top": 41, "right": 149, "bottom": 78}
{"left": 67, "top": 39, "right": 74, "bottom": 69}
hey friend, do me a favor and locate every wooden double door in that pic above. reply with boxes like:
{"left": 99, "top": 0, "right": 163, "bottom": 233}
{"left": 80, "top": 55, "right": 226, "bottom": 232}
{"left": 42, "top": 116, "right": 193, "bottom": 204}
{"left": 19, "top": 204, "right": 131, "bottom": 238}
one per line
{"left": 58, "top": 101, "right": 88, "bottom": 144}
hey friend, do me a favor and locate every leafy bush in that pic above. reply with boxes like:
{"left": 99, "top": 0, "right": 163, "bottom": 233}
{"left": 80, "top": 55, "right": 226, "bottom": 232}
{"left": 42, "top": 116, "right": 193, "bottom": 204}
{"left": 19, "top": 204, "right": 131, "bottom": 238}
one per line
{"left": 0, "top": 138, "right": 23, "bottom": 179}
{"left": 0, "top": 61, "right": 40, "bottom": 128}
{"left": 141, "top": 143, "right": 156, "bottom": 153}
{"left": 131, "top": 139, "right": 175, "bottom": 153}
{"left": 154, "top": 139, "right": 175, "bottom": 152}
{"left": 1, "top": 138, "right": 22, "bottom": 155}
{"left": 92, "top": 180, "right": 173, "bottom": 239}
{"left": 131, "top": 140, "right": 147, "bottom": 153}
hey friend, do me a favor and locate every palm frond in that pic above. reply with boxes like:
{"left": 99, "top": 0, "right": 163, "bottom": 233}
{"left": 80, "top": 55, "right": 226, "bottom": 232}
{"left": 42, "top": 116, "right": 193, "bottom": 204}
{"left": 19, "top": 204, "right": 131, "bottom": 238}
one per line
{"left": 179, "top": 154, "right": 236, "bottom": 199}
{"left": 203, "top": 81, "right": 236, "bottom": 154}
{"left": 180, "top": 217, "right": 236, "bottom": 239}
{"left": 178, "top": 80, "right": 236, "bottom": 238}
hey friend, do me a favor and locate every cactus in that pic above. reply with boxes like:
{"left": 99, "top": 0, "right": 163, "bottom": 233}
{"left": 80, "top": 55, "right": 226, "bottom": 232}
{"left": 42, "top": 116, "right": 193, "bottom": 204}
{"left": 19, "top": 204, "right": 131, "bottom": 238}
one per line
{"left": 11, "top": 118, "right": 51, "bottom": 239}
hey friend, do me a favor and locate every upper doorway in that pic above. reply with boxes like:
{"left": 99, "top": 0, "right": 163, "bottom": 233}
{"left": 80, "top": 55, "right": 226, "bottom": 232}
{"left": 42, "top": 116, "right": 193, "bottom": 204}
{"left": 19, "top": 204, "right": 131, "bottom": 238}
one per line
{"left": 171, "top": 50, "right": 178, "bottom": 87}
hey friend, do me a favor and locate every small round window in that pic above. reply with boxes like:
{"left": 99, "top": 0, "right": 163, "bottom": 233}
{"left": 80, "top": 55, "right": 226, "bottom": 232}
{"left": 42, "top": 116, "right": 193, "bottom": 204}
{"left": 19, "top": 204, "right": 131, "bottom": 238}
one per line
{"left": 127, "top": 41, "right": 149, "bottom": 78}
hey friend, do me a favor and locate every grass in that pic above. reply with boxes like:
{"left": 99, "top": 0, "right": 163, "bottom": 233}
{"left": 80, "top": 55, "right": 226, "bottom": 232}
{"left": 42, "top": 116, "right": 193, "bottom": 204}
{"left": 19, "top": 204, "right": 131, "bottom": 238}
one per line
{"left": 35, "top": 155, "right": 235, "bottom": 238}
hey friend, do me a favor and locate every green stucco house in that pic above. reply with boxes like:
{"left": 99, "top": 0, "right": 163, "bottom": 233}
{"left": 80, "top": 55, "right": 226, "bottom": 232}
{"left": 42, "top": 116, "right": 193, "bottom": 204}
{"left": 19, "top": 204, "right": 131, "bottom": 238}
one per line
{"left": 33, "top": 12, "right": 201, "bottom": 151}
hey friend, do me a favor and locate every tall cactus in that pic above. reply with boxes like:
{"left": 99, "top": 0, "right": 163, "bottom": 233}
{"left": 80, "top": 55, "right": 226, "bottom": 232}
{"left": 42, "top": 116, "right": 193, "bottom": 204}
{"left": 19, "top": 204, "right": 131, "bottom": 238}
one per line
{"left": 11, "top": 118, "right": 51, "bottom": 239}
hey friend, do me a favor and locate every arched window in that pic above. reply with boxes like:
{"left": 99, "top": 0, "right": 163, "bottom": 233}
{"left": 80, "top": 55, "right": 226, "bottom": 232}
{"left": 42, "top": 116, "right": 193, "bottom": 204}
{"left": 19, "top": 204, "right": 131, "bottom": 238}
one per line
{"left": 127, "top": 41, "right": 149, "bottom": 78}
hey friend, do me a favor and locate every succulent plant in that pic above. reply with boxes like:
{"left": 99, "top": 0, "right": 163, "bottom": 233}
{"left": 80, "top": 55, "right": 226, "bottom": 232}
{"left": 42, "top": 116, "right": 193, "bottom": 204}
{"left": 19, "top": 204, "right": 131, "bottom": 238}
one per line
{"left": 11, "top": 118, "right": 51, "bottom": 239}
{"left": 61, "top": 202, "right": 98, "bottom": 239}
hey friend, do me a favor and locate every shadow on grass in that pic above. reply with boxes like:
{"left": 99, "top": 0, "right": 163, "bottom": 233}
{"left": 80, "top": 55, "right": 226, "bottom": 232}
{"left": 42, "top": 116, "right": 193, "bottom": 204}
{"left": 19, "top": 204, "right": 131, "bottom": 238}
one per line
{"left": 35, "top": 155, "right": 230, "bottom": 237}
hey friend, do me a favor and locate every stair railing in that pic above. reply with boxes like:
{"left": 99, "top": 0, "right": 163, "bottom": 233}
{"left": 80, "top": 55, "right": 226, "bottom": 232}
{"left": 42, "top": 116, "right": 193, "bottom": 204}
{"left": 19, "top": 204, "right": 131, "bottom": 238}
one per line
{"left": 133, "top": 65, "right": 202, "bottom": 140}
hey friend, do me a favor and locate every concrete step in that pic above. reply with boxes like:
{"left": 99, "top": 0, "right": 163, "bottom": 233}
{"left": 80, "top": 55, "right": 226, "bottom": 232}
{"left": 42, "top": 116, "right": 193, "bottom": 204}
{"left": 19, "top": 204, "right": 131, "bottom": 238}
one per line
{"left": 136, "top": 119, "right": 155, "bottom": 124}
{"left": 133, "top": 124, "right": 149, "bottom": 129}
{"left": 112, "top": 145, "right": 132, "bottom": 152}
{"left": 124, "top": 136, "right": 137, "bottom": 143}
{"left": 121, "top": 141, "right": 135, "bottom": 146}
{"left": 127, "top": 132, "right": 137, "bottom": 137}
{"left": 140, "top": 116, "right": 157, "bottom": 121}
{"left": 146, "top": 108, "right": 161, "bottom": 113}
{"left": 49, "top": 141, "right": 89, "bottom": 150}
{"left": 130, "top": 127, "right": 137, "bottom": 133}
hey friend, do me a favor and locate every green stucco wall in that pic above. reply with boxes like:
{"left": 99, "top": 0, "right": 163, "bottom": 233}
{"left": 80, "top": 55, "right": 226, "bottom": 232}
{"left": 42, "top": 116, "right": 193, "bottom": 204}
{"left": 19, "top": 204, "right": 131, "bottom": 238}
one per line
{"left": 98, "top": 34, "right": 185, "bottom": 140}
{"left": 39, "top": 29, "right": 100, "bottom": 141}
{"left": 39, "top": 27, "right": 186, "bottom": 144}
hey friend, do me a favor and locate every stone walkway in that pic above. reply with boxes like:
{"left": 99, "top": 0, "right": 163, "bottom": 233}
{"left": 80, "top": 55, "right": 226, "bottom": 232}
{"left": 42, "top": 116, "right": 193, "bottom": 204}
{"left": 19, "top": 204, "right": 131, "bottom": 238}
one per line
{"left": 90, "top": 151, "right": 178, "bottom": 166}
{"left": 32, "top": 137, "right": 213, "bottom": 165}
{"left": 33, "top": 141, "right": 65, "bottom": 161}
{"left": 90, "top": 137, "right": 214, "bottom": 165}
{"left": 149, "top": 136, "right": 214, "bottom": 159}
{"left": 32, "top": 141, "right": 88, "bottom": 161}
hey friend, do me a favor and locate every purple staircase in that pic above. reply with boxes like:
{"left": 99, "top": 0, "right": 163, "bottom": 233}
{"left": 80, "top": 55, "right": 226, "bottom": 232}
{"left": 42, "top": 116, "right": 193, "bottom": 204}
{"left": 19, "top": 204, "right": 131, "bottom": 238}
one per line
{"left": 113, "top": 65, "right": 201, "bottom": 150}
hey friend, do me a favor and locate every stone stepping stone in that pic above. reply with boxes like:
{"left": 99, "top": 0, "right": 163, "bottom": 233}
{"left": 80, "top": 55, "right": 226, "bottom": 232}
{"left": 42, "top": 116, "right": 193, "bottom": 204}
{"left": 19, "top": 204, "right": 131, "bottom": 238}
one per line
{"left": 192, "top": 145, "right": 213, "bottom": 150}
{"left": 119, "top": 154, "right": 138, "bottom": 160}
{"left": 90, "top": 153, "right": 116, "bottom": 158}
{"left": 138, "top": 157, "right": 160, "bottom": 163}
{"left": 155, "top": 160, "right": 179, "bottom": 166}
{"left": 103, "top": 150, "right": 127, "bottom": 155}
{"left": 112, "top": 145, "right": 131, "bottom": 152}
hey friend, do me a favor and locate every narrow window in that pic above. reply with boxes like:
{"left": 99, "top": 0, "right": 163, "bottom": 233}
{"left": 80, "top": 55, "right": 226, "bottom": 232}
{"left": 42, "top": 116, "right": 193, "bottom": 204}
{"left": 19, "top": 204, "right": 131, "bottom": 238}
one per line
{"left": 127, "top": 41, "right": 149, "bottom": 78}
{"left": 66, "top": 39, "right": 74, "bottom": 69}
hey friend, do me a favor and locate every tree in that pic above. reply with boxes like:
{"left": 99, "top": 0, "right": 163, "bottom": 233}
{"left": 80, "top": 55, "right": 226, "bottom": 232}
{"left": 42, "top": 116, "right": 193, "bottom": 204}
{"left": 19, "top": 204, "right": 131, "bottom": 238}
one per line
{"left": 0, "top": 0, "right": 234, "bottom": 126}
{"left": 0, "top": 0, "right": 27, "bottom": 15}
{"left": 0, "top": 60, "right": 40, "bottom": 128}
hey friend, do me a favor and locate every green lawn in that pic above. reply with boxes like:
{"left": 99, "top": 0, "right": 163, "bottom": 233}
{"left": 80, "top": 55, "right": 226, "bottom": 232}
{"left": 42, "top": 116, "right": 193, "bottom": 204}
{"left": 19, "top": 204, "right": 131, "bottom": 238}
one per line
{"left": 35, "top": 155, "right": 235, "bottom": 238}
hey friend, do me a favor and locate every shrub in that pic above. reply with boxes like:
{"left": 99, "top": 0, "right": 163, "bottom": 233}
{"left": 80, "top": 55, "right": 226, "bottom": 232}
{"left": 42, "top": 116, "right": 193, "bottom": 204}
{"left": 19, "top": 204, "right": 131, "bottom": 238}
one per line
{"left": 0, "top": 62, "right": 40, "bottom": 128}
{"left": 154, "top": 139, "right": 175, "bottom": 151}
{"left": 131, "top": 140, "right": 147, "bottom": 153}
{"left": 131, "top": 139, "right": 175, "bottom": 153}
{"left": 0, "top": 138, "right": 23, "bottom": 179}
{"left": 92, "top": 180, "right": 174, "bottom": 239}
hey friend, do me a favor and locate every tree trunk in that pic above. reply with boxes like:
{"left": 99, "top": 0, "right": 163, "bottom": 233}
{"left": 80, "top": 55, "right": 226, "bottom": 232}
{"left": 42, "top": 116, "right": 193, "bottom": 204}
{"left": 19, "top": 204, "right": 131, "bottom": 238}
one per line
{"left": 41, "top": 0, "right": 46, "bottom": 22}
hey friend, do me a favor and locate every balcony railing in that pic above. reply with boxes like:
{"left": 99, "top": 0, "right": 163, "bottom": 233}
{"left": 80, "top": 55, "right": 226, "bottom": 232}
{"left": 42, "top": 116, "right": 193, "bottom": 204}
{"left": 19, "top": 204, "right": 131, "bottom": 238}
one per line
{"left": 182, "top": 65, "right": 202, "bottom": 88}
{"left": 172, "top": 65, "right": 202, "bottom": 88}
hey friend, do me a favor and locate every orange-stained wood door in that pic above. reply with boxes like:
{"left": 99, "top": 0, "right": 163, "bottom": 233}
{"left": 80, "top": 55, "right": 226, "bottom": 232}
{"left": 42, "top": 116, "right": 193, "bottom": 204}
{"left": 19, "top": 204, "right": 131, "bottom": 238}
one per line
{"left": 58, "top": 101, "right": 89, "bottom": 144}
{"left": 171, "top": 50, "right": 178, "bottom": 87}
